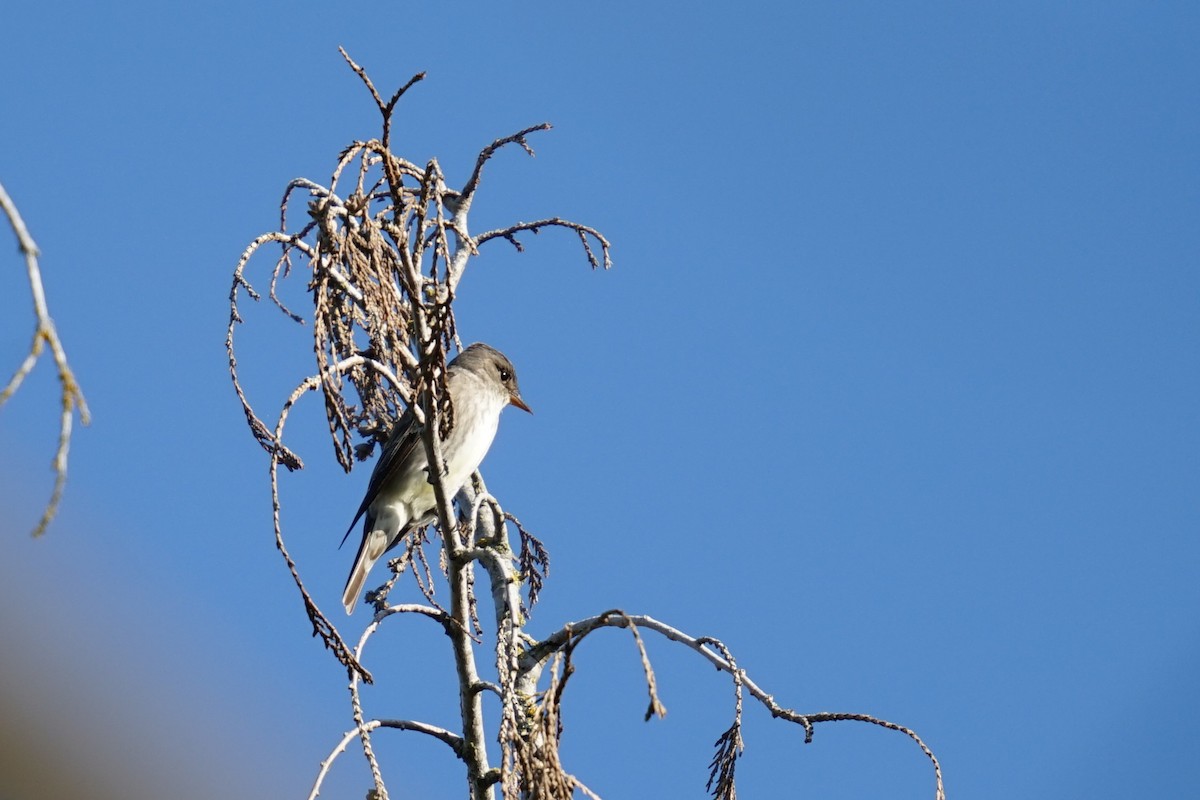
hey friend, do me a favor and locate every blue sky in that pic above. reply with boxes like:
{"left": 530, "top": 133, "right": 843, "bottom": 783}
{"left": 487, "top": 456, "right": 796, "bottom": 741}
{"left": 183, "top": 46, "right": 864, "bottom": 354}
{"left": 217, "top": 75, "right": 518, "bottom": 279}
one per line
{"left": 2, "top": 2, "right": 1198, "bottom": 798}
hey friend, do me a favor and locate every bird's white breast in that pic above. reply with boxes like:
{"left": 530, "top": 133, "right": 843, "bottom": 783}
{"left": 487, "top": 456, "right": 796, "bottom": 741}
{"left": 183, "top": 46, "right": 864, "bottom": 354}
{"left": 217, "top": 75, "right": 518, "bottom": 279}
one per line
{"left": 372, "top": 369, "right": 506, "bottom": 528}
{"left": 441, "top": 371, "right": 505, "bottom": 490}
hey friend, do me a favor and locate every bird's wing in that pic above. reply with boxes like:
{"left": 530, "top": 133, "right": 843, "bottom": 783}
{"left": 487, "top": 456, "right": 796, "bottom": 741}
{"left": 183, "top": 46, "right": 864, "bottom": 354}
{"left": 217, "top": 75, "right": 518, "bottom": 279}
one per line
{"left": 339, "top": 407, "right": 425, "bottom": 548}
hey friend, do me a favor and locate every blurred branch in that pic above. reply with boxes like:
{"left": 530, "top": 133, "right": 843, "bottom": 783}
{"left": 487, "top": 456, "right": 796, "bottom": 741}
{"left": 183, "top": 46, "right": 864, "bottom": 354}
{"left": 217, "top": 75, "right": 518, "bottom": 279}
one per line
{"left": 0, "top": 180, "right": 90, "bottom": 537}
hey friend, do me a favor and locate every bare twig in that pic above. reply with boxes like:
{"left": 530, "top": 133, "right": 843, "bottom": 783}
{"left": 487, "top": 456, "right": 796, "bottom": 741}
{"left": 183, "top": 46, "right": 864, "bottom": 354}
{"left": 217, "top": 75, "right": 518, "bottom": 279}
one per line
{"left": 524, "top": 613, "right": 945, "bottom": 800}
{"left": 226, "top": 231, "right": 308, "bottom": 471}
{"left": 338, "top": 47, "right": 425, "bottom": 151}
{"left": 0, "top": 180, "right": 90, "bottom": 537}
{"left": 261, "top": 356, "right": 411, "bottom": 684}
{"left": 344, "top": 600, "right": 455, "bottom": 799}
{"left": 460, "top": 124, "right": 553, "bottom": 212}
{"left": 475, "top": 217, "right": 612, "bottom": 270}
{"left": 599, "top": 610, "right": 668, "bottom": 722}
{"left": 309, "top": 718, "right": 465, "bottom": 800}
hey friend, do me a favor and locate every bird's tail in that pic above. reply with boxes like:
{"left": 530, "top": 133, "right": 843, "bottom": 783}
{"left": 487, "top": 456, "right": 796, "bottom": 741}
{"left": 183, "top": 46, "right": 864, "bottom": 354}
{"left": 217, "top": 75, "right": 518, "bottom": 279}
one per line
{"left": 341, "top": 528, "right": 389, "bottom": 615}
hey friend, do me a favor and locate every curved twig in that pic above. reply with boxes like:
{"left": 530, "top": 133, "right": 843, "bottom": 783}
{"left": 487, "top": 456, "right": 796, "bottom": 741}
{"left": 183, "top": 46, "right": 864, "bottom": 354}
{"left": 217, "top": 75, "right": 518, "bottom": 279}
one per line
{"left": 308, "top": 718, "right": 466, "bottom": 800}
{"left": 459, "top": 123, "right": 553, "bottom": 211}
{"left": 475, "top": 217, "right": 611, "bottom": 270}
{"left": 226, "top": 230, "right": 308, "bottom": 470}
{"left": 524, "top": 612, "right": 945, "bottom": 800}
{"left": 264, "top": 356, "right": 411, "bottom": 683}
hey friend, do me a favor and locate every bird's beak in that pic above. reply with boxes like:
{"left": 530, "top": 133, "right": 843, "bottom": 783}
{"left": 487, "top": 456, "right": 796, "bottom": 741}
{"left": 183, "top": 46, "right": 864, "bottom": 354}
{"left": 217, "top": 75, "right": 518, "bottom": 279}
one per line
{"left": 509, "top": 393, "right": 533, "bottom": 414}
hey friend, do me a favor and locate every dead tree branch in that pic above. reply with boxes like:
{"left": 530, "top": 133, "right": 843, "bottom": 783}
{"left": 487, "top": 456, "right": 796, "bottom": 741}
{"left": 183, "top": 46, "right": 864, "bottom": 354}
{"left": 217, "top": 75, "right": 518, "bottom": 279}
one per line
{"left": 476, "top": 218, "right": 612, "bottom": 271}
{"left": 524, "top": 612, "right": 945, "bottom": 800}
{"left": 231, "top": 51, "right": 941, "bottom": 800}
{"left": 0, "top": 180, "right": 90, "bottom": 537}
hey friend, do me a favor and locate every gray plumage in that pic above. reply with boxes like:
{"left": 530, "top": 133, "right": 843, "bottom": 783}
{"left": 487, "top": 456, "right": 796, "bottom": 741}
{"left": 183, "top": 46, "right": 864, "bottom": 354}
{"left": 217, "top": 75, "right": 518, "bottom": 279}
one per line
{"left": 340, "top": 343, "right": 531, "bottom": 614}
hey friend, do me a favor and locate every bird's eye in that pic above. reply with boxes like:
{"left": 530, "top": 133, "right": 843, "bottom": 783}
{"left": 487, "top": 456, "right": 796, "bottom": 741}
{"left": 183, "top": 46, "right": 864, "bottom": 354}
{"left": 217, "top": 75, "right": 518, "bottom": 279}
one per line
{"left": 499, "top": 367, "right": 511, "bottom": 382}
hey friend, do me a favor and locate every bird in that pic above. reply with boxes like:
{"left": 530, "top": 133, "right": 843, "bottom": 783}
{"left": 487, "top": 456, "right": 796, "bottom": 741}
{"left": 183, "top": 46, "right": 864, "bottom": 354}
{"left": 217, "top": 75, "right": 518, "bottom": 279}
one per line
{"left": 340, "top": 342, "right": 531, "bottom": 614}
